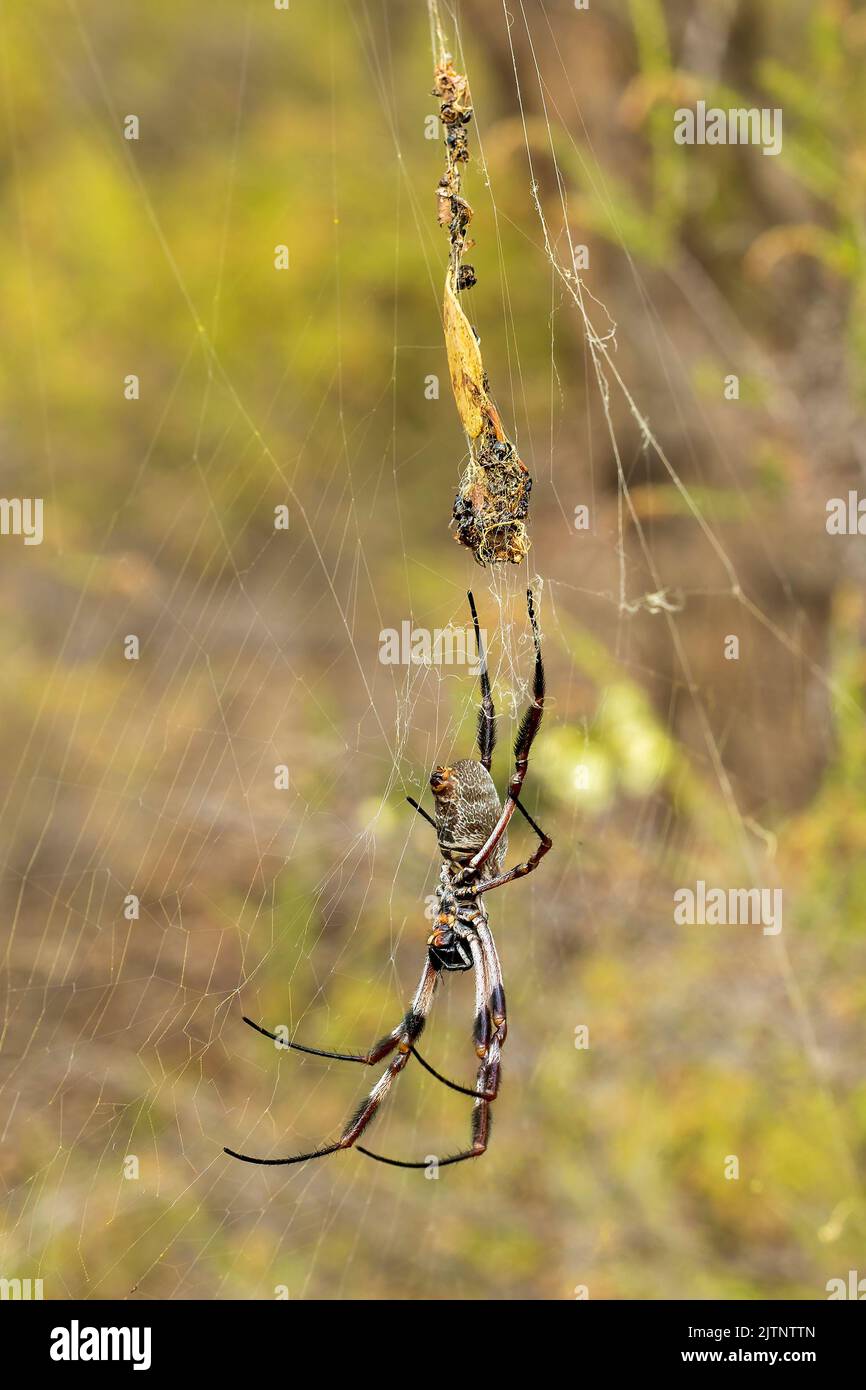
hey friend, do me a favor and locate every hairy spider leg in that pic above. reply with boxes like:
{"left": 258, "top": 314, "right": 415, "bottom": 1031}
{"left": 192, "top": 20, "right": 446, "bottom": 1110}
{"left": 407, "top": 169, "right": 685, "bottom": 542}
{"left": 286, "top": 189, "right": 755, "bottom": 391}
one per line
{"left": 470, "top": 929, "right": 490, "bottom": 1059}
{"left": 240, "top": 1014, "right": 395, "bottom": 1066}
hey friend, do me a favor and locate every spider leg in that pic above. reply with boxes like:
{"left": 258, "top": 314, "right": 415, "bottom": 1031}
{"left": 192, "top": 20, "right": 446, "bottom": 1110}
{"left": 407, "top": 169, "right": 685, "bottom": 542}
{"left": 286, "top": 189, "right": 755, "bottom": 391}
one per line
{"left": 468, "top": 590, "right": 496, "bottom": 770}
{"left": 358, "top": 1048, "right": 498, "bottom": 1169}
{"left": 359, "top": 923, "right": 506, "bottom": 1169}
{"left": 477, "top": 918, "right": 507, "bottom": 1050}
{"left": 243, "top": 1001, "right": 490, "bottom": 1101}
{"left": 461, "top": 589, "right": 545, "bottom": 878}
{"left": 409, "top": 1046, "right": 497, "bottom": 1100}
{"left": 224, "top": 961, "right": 439, "bottom": 1166}
{"left": 464, "top": 798, "right": 552, "bottom": 897}
{"left": 240, "top": 1015, "right": 379, "bottom": 1064}
{"left": 453, "top": 798, "right": 552, "bottom": 899}
{"left": 406, "top": 795, "right": 437, "bottom": 830}
{"left": 513, "top": 794, "right": 550, "bottom": 840}
{"left": 240, "top": 1014, "right": 401, "bottom": 1067}
{"left": 223, "top": 1140, "right": 344, "bottom": 1166}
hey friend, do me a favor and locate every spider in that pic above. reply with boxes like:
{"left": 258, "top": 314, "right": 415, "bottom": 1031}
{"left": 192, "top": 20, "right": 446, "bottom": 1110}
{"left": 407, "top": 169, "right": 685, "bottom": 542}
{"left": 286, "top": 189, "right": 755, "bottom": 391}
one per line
{"left": 224, "top": 589, "right": 551, "bottom": 1170}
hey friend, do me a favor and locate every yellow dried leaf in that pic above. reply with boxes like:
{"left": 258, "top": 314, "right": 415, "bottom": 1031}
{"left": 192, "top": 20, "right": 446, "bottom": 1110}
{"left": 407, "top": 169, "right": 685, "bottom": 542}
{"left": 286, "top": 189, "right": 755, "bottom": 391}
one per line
{"left": 443, "top": 272, "right": 486, "bottom": 439}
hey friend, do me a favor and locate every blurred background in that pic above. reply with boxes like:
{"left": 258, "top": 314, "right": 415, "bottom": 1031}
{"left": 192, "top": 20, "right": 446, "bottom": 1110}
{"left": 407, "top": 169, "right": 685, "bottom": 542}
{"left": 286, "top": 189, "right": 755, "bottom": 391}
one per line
{"left": 1, "top": 0, "right": 865, "bottom": 1300}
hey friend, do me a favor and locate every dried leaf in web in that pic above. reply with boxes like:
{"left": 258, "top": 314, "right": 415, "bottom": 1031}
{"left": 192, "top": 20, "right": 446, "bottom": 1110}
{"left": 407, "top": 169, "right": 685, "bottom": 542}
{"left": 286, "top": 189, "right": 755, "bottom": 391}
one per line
{"left": 443, "top": 270, "right": 485, "bottom": 440}
{"left": 430, "top": 34, "right": 532, "bottom": 566}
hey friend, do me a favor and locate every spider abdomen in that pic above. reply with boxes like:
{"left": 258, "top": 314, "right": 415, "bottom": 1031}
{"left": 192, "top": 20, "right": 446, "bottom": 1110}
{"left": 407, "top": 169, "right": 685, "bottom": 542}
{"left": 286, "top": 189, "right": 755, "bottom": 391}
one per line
{"left": 431, "top": 758, "right": 507, "bottom": 875}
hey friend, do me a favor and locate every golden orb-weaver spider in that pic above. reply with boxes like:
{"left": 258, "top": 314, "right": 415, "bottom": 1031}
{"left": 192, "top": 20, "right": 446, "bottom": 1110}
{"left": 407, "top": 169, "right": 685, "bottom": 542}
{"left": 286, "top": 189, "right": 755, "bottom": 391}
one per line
{"left": 224, "top": 590, "right": 551, "bottom": 1169}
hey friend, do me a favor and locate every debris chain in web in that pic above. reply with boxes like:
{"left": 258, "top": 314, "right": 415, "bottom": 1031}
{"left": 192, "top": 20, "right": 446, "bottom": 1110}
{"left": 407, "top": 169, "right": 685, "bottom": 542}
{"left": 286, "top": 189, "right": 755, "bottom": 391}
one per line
{"left": 430, "top": 24, "right": 532, "bottom": 566}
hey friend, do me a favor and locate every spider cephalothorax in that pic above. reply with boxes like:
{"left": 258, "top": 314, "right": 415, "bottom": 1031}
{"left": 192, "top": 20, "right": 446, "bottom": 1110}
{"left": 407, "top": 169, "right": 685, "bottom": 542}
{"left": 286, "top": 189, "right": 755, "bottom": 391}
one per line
{"left": 225, "top": 590, "right": 551, "bottom": 1171}
{"left": 426, "top": 873, "right": 476, "bottom": 972}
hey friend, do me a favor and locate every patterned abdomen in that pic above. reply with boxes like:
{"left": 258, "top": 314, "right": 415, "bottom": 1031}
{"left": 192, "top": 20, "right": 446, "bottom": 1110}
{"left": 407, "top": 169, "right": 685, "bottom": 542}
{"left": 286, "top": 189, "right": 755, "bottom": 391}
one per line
{"left": 433, "top": 758, "right": 507, "bottom": 876}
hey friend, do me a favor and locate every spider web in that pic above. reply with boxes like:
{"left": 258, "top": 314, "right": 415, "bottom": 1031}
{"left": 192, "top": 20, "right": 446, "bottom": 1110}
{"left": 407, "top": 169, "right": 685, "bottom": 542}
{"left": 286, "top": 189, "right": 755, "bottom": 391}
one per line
{"left": 1, "top": 0, "right": 864, "bottom": 1301}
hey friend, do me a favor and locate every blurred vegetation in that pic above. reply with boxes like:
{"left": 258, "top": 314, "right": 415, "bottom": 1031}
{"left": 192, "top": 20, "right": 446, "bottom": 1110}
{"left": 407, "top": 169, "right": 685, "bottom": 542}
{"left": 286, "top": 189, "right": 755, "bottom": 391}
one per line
{"left": 0, "top": 0, "right": 865, "bottom": 1301}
